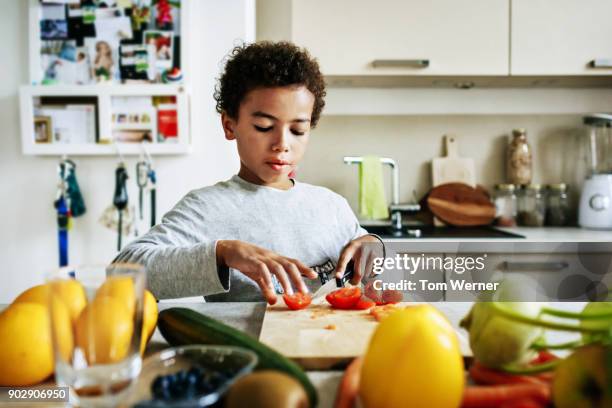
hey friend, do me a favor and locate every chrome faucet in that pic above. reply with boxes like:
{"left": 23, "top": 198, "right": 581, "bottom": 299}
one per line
{"left": 343, "top": 156, "right": 420, "bottom": 235}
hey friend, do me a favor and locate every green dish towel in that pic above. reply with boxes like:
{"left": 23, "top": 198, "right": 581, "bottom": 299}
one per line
{"left": 359, "top": 155, "right": 389, "bottom": 220}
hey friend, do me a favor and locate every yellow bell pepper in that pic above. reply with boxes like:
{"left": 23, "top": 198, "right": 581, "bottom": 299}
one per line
{"left": 360, "top": 304, "right": 464, "bottom": 408}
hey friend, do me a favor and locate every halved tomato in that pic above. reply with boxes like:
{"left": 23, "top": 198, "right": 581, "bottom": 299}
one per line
{"left": 381, "top": 289, "right": 403, "bottom": 304}
{"left": 364, "top": 281, "right": 403, "bottom": 305}
{"left": 283, "top": 292, "right": 312, "bottom": 310}
{"left": 326, "top": 287, "right": 362, "bottom": 309}
{"left": 353, "top": 297, "right": 376, "bottom": 310}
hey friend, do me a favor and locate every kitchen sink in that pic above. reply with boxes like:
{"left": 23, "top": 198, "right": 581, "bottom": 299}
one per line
{"left": 362, "top": 225, "right": 525, "bottom": 239}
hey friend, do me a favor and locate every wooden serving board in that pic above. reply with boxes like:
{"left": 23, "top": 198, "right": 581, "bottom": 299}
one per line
{"left": 431, "top": 135, "right": 476, "bottom": 226}
{"left": 432, "top": 135, "right": 476, "bottom": 187}
{"left": 428, "top": 183, "right": 496, "bottom": 227}
{"left": 258, "top": 296, "right": 472, "bottom": 370}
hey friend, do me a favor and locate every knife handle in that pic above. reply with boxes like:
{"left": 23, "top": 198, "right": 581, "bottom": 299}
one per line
{"left": 336, "top": 260, "right": 355, "bottom": 287}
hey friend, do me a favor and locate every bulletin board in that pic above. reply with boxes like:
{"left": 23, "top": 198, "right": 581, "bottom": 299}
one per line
{"left": 37, "top": 0, "right": 183, "bottom": 85}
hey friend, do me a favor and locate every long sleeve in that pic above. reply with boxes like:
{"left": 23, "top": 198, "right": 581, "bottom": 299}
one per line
{"left": 337, "top": 196, "right": 369, "bottom": 241}
{"left": 112, "top": 175, "right": 375, "bottom": 302}
{"left": 113, "top": 192, "right": 230, "bottom": 299}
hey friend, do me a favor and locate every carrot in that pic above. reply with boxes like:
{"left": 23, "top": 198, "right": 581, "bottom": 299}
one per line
{"left": 461, "top": 383, "right": 551, "bottom": 408}
{"left": 469, "top": 362, "right": 547, "bottom": 386}
{"left": 533, "top": 371, "right": 554, "bottom": 382}
{"left": 334, "top": 357, "right": 362, "bottom": 408}
{"left": 500, "top": 398, "right": 546, "bottom": 408}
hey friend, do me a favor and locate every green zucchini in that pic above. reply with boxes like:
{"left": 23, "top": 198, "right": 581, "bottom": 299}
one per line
{"left": 158, "top": 307, "right": 318, "bottom": 407}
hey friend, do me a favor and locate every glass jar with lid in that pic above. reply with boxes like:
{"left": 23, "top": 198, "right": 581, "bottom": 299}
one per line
{"left": 546, "top": 183, "right": 569, "bottom": 226}
{"left": 507, "top": 128, "right": 533, "bottom": 185}
{"left": 493, "top": 184, "right": 517, "bottom": 226}
{"left": 517, "top": 184, "right": 546, "bottom": 227}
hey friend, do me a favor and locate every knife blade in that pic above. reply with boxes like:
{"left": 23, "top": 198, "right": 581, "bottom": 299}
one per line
{"left": 312, "top": 278, "right": 339, "bottom": 299}
{"left": 312, "top": 260, "right": 355, "bottom": 299}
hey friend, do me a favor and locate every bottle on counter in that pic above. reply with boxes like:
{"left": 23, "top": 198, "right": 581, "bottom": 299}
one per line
{"left": 517, "top": 184, "right": 546, "bottom": 227}
{"left": 493, "top": 184, "right": 517, "bottom": 227}
{"left": 507, "top": 128, "right": 533, "bottom": 185}
{"left": 546, "top": 183, "right": 569, "bottom": 226}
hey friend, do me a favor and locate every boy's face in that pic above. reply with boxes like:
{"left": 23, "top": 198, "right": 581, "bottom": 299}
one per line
{"left": 222, "top": 85, "right": 315, "bottom": 189}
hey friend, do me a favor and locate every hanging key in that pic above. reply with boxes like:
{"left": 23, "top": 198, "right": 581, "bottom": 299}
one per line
{"left": 136, "top": 161, "right": 149, "bottom": 222}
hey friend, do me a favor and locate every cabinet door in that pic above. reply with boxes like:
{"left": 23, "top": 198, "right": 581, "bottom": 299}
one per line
{"left": 291, "top": 0, "right": 509, "bottom": 76}
{"left": 512, "top": 0, "right": 612, "bottom": 75}
{"left": 445, "top": 252, "right": 611, "bottom": 301}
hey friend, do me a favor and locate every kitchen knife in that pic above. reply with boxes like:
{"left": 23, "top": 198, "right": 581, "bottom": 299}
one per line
{"left": 312, "top": 260, "right": 355, "bottom": 299}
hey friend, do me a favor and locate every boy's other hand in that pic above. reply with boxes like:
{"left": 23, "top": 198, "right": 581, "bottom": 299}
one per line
{"left": 216, "top": 240, "right": 317, "bottom": 305}
{"left": 335, "top": 235, "right": 382, "bottom": 285}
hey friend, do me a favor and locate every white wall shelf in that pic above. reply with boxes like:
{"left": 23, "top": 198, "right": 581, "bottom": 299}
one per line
{"left": 20, "top": 84, "right": 191, "bottom": 156}
{"left": 21, "top": 0, "right": 191, "bottom": 156}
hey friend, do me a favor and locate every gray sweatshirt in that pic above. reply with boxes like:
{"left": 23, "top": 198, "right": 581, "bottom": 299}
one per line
{"left": 113, "top": 175, "right": 368, "bottom": 301}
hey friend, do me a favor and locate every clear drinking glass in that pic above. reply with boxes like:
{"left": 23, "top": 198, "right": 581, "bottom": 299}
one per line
{"left": 47, "top": 263, "right": 146, "bottom": 407}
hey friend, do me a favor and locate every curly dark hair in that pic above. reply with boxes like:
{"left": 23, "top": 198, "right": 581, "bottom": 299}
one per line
{"left": 214, "top": 41, "right": 326, "bottom": 128}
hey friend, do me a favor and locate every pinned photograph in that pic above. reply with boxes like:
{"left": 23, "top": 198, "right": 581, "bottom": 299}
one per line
{"left": 34, "top": 116, "right": 52, "bottom": 144}
{"left": 40, "top": 19, "right": 68, "bottom": 39}
{"left": 40, "top": 41, "right": 91, "bottom": 85}
{"left": 88, "top": 39, "right": 115, "bottom": 82}
{"left": 119, "top": 44, "right": 155, "bottom": 82}
{"left": 143, "top": 30, "right": 174, "bottom": 70}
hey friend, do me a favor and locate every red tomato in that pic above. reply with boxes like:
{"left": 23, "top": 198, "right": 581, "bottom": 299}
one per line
{"left": 353, "top": 297, "right": 376, "bottom": 310}
{"left": 282, "top": 292, "right": 312, "bottom": 310}
{"left": 381, "top": 289, "right": 403, "bottom": 304}
{"left": 364, "top": 281, "right": 403, "bottom": 305}
{"left": 326, "top": 287, "right": 362, "bottom": 309}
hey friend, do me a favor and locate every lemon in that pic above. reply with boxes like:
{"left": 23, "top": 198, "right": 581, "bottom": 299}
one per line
{"left": 0, "top": 303, "right": 54, "bottom": 386}
{"left": 140, "top": 290, "right": 158, "bottom": 355}
{"left": 13, "top": 284, "right": 74, "bottom": 362}
{"left": 13, "top": 284, "right": 49, "bottom": 304}
{"left": 52, "top": 279, "right": 87, "bottom": 324}
{"left": 75, "top": 296, "right": 134, "bottom": 364}
{"left": 96, "top": 276, "right": 136, "bottom": 317}
{"left": 18, "top": 280, "right": 88, "bottom": 325}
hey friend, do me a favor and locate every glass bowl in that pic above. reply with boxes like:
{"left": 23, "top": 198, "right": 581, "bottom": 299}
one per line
{"left": 131, "top": 345, "right": 258, "bottom": 407}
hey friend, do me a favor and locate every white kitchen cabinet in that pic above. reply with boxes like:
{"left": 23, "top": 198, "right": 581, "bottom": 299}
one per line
{"left": 511, "top": 0, "right": 612, "bottom": 75}
{"left": 443, "top": 252, "right": 611, "bottom": 301}
{"left": 289, "top": 0, "right": 509, "bottom": 76}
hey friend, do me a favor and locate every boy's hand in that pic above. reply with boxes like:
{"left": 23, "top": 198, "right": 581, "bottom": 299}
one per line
{"left": 216, "top": 240, "right": 317, "bottom": 305}
{"left": 335, "top": 235, "right": 383, "bottom": 285}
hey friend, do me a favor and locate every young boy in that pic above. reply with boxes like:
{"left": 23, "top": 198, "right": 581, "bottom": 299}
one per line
{"left": 114, "top": 41, "right": 380, "bottom": 304}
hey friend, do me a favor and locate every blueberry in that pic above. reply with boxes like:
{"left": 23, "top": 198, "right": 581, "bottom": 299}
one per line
{"left": 187, "top": 366, "right": 204, "bottom": 380}
{"left": 170, "top": 381, "right": 186, "bottom": 398}
{"left": 151, "top": 375, "right": 171, "bottom": 399}
{"left": 187, "top": 371, "right": 200, "bottom": 388}
{"left": 167, "top": 373, "right": 178, "bottom": 385}
{"left": 177, "top": 370, "right": 189, "bottom": 384}
{"left": 197, "top": 379, "right": 214, "bottom": 394}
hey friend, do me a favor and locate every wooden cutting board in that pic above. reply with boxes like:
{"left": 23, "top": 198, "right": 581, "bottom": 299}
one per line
{"left": 258, "top": 296, "right": 472, "bottom": 370}
{"left": 432, "top": 135, "right": 476, "bottom": 187}
{"left": 432, "top": 135, "right": 476, "bottom": 226}
{"left": 428, "top": 183, "right": 496, "bottom": 226}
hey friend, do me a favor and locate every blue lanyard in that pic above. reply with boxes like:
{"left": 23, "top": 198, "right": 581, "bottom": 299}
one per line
{"left": 55, "top": 196, "right": 70, "bottom": 267}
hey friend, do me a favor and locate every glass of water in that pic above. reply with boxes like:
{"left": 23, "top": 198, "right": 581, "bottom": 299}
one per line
{"left": 47, "top": 263, "right": 146, "bottom": 407}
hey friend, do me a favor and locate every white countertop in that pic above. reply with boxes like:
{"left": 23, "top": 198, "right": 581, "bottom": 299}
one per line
{"left": 496, "top": 226, "right": 612, "bottom": 242}
{"left": 363, "top": 224, "right": 612, "bottom": 242}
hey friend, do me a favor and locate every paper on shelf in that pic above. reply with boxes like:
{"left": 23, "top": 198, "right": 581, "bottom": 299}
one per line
{"left": 37, "top": 105, "right": 96, "bottom": 144}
